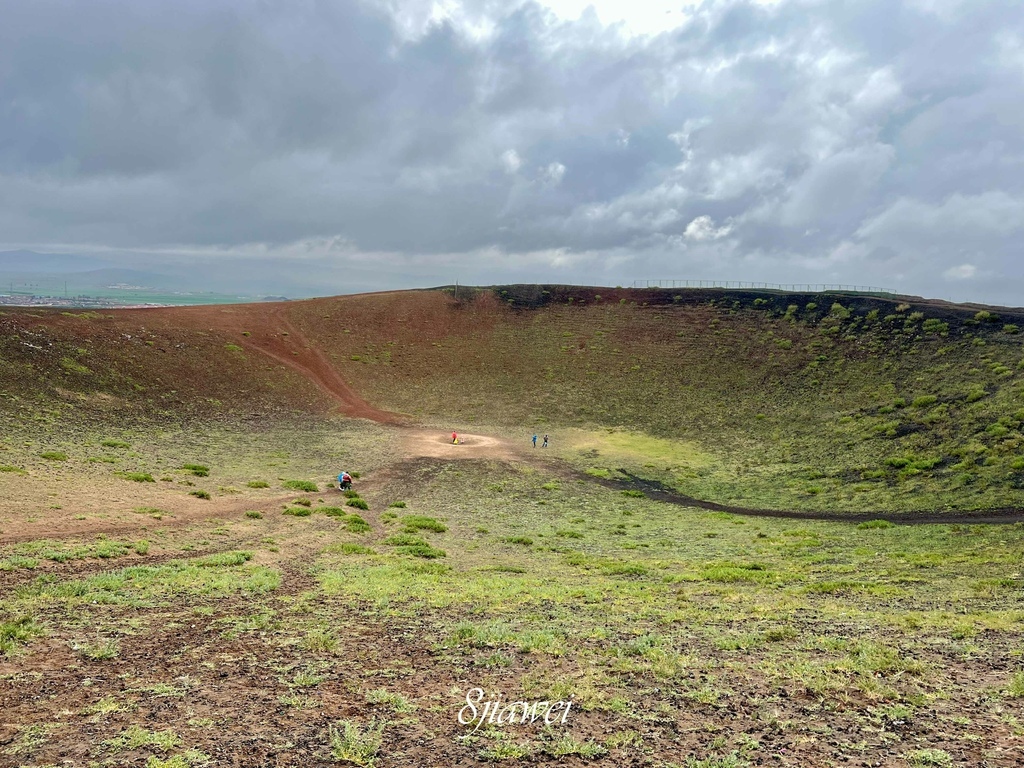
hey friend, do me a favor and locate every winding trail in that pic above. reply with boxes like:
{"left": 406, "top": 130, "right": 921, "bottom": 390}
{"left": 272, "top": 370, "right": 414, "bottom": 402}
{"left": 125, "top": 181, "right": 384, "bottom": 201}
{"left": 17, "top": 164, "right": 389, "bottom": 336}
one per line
{"left": 222, "top": 303, "right": 405, "bottom": 424}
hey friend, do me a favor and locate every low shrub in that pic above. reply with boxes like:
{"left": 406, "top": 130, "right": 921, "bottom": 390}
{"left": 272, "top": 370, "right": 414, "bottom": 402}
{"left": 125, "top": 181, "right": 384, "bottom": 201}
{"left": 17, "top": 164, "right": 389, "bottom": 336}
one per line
{"left": 346, "top": 515, "right": 371, "bottom": 533}
{"left": 858, "top": 519, "right": 894, "bottom": 530}
{"left": 190, "top": 490, "right": 211, "bottom": 500}
{"left": 283, "top": 480, "right": 318, "bottom": 492}
{"left": 396, "top": 544, "right": 447, "bottom": 559}
{"left": 402, "top": 515, "right": 447, "bottom": 533}
{"left": 503, "top": 536, "right": 534, "bottom": 546}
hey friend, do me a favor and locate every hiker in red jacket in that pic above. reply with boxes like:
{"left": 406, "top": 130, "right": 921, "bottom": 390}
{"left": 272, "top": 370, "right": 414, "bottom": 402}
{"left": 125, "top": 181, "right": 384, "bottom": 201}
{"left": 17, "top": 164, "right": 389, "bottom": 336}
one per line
{"left": 452, "top": 431, "right": 458, "bottom": 444}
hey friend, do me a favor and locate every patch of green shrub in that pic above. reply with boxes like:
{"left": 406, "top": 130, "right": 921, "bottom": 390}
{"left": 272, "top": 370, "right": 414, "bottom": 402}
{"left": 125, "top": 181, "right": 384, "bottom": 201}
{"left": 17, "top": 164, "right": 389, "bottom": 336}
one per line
{"left": 40, "top": 451, "right": 68, "bottom": 461}
{"left": 858, "top": 519, "right": 894, "bottom": 530}
{"left": 195, "top": 551, "right": 253, "bottom": 567}
{"left": 245, "top": 510, "right": 263, "bottom": 519}
{"left": 283, "top": 480, "right": 318, "bottom": 492}
{"left": 283, "top": 506, "right": 312, "bottom": 517}
{"left": 331, "top": 543, "right": 376, "bottom": 555}
{"left": 383, "top": 533, "right": 427, "bottom": 547}
{"left": 120, "top": 472, "right": 155, "bottom": 483}
{"left": 502, "top": 536, "right": 534, "bottom": 546}
{"left": 402, "top": 515, "right": 447, "bottom": 533}
{"left": 346, "top": 515, "right": 372, "bottom": 533}
{"left": 396, "top": 544, "right": 447, "bottom": 559}
{"left": 0, "top": 616, "right": 43, "bottom": 656}
{"left": 346, "top": 497, "right": 369, "bottom": 510}
{"left": 182, "top": 463, "right": 209, "bottom": 477}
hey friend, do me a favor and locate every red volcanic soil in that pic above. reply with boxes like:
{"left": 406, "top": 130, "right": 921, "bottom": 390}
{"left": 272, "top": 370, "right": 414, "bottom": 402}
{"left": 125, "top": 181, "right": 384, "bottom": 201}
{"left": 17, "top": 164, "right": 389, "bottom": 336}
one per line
{"left": 153, "top": 299, "right": 406, "bottom": 423}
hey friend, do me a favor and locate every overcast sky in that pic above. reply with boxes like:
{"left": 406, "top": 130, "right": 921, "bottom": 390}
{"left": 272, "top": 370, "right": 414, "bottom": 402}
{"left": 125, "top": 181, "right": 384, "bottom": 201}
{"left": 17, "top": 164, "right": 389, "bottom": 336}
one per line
{"left": 2, "top": 0, "right": 1023, "bottom": 303}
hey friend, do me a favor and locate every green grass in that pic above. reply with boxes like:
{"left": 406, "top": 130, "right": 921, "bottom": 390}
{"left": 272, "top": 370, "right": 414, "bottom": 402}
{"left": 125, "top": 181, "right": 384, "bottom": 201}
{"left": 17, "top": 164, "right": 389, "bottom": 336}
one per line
{"left": 365, "top": 688, "right": 415, "bottom": 713}
{"left": 104, "top": 725, "right": 181, "bottom": 753}
{"left": 1005, "top": 670, "right": 1024, "bottom": 698}
{"left": 283, "top": 479, "right": 318, "bottom": 492}
{"left": 328, "top": 719, "right": 384, "bottom": 766}
{"left": 401, "top": 515, "right": 447, "bottom": 533}
{"left": 0, "top": 616, "right": 44, "bottom": 655}
{"left": 7, "top": 538, "right": 132, "bottom": 564}
{"left": 72, "top": 636, "right": 120, "bottom": 660}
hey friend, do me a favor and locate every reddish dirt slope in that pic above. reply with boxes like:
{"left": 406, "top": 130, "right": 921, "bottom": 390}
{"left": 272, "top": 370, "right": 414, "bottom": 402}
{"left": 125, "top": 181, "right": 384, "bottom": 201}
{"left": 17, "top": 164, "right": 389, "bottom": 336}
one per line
{"left": 81, "top": 297, "right": 408, "bottom": 422}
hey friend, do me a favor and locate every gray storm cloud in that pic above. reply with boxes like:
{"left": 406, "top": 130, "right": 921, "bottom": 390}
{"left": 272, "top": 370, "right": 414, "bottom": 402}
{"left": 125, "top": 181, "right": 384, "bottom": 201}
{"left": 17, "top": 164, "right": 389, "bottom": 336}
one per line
{"left": 1, "top": 0, "right": 1023, "bottom": 302}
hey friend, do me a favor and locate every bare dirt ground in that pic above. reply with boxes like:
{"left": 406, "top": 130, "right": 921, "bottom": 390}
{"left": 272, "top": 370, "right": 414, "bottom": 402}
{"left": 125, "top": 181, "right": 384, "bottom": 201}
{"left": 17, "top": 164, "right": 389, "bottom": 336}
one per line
{"left": 399, "top": 429, "right": 518, "bottom": 462}
{"left": 170, "top": 301, "right": 406, "bottom": 424}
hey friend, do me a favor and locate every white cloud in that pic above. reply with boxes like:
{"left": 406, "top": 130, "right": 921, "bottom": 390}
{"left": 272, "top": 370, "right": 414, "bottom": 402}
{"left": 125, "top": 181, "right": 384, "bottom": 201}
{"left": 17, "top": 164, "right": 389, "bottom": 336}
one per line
{"left": 500, "top": 149, "right": 522, "bottom": 175}
{"left": 684, "top": 215, "right": 732, "bottom": 241}
{"left": 540, "top": 161, "right": 566, "bottom": 185}
{"left": 944, "top": 263, "right": 977, "bottom": 280}
{"left": 857, "top": 192, "right": 1024, "bottom": 246}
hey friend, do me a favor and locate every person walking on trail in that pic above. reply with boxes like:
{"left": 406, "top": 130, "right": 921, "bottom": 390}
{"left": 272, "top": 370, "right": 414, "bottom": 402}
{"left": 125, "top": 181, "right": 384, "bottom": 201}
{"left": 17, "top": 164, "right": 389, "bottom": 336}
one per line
{"left": 452, "top": 431, "right": 458, "bottom": 444}
{"left": 532, "top": 434, "right": 538, "bottom": 448}
{"left": 542, "top": 434, "right": 549, "bottom": 448}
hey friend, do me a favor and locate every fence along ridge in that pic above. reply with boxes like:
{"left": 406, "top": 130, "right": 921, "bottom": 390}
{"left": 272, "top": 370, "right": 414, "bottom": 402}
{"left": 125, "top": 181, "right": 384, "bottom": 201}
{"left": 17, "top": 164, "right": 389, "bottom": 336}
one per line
{"left": 632, "top": 280, "right": 896, "bottom": 295}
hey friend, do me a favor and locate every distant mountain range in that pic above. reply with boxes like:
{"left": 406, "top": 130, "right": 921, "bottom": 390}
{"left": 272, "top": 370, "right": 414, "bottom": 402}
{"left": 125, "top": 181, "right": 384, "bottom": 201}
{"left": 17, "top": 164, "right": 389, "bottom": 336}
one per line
{"left": 0, "top": 250, "right": 113, "bottom": 273}
{"left": 0, "top": 251, "right": 186, "bottom": 291}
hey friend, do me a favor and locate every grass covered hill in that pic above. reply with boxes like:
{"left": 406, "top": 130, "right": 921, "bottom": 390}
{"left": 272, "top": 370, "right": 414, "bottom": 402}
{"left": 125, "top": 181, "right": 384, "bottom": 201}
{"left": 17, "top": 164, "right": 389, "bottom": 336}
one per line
{"left": 4, "top": 286, "right": 1024, "bottom": 512}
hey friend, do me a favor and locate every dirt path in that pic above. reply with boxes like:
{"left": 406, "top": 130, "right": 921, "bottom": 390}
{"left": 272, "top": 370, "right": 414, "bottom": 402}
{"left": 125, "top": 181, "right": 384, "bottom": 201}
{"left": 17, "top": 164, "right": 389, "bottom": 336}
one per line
{"left": 236, "top": 304, "right": 405, "bottom": 424}
{"left": 595, "top": 470, "right": 1024, "bottom": 526}
{"left": 0, "top": 492, "right": 309, "bottom": 546}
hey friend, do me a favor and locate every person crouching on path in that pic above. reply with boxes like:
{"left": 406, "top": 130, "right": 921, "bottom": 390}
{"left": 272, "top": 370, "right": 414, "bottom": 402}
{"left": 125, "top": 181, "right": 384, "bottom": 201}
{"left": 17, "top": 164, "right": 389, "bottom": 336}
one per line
{"left": 452, "top": 431, "right": 458, "bottom": 444}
